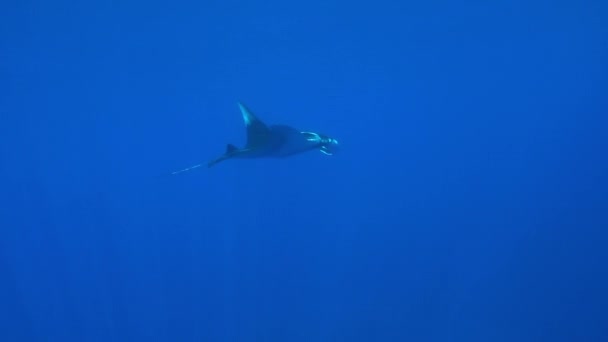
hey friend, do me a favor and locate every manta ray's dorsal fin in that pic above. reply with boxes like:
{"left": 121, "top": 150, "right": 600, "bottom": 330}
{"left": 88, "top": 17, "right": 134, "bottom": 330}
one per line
{"left": 238, "top": 102, "right": 271, "bottom": 148}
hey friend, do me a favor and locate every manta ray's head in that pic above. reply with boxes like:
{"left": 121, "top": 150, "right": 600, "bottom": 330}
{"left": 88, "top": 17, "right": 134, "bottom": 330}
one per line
{"left": 301, "top": 131, "right": 340, "bottom": 156}
{"left": 319, "top": 134, "right": 340, "bottom": 155}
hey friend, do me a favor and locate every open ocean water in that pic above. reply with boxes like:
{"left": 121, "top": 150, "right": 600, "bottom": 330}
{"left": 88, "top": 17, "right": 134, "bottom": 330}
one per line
{"left": 1, "top": 0, "right": 607, "bottom": 341}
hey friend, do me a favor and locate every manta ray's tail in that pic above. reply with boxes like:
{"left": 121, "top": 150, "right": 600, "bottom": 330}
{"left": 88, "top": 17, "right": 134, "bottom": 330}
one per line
{"left": 207, "top": 156, "right": 227, "bottom": 168}
{"left": 171, "top": 158, "right": 223, "bottom": 174}
{"left": 207, "top": 144, "right": 238, "bottom": 168}
{"left": 171, "top": 163, "right": 204, "bottom": 175}
{"left": 172, "top": 144, "right": 236, "bottom": 173}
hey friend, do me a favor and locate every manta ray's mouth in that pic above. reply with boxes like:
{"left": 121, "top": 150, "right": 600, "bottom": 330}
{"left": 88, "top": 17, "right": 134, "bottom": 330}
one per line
{"left": 320, "top": 146, "right": 333, "bottom": 155}
{"left": 320, "top": 138, "right": 339, "bottom": 156}
{"left": 301, "top": 132, "right": 339, "bottom": 155}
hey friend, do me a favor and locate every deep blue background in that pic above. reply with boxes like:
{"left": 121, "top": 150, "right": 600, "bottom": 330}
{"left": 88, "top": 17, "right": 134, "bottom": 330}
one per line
{"left": 1, "top": 0, "right": 607, "bottom": 341}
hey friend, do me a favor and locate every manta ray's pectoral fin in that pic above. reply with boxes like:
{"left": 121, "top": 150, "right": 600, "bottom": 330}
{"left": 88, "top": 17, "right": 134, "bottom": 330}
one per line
{"left": 238, "top": 103, "right": 272, "bottom": 148}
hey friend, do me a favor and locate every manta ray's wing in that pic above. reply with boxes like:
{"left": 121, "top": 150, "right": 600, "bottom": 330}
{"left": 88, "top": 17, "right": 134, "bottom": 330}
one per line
{"left": 238, "top": 102, "right": 272, "bottom": 148}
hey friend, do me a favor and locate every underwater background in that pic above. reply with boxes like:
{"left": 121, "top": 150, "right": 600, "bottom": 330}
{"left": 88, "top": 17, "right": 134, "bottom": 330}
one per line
{"left": 1, "top": 0, "right": 607, "bottom": 341}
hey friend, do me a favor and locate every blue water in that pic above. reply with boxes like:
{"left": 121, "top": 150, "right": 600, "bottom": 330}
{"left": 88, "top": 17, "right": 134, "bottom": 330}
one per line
{"left": 2, "top": 0, "right": 607, "bottom": 341}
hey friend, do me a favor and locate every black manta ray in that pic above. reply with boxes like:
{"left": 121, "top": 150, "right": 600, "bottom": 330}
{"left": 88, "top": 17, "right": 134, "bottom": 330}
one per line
{"left": 172, "top": 103, "right": 339, "bottom": 174}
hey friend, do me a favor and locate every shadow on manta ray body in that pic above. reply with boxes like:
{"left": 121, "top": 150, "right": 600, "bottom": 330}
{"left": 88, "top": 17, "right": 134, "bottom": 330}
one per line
{"left": 172, "top": 103, "right": 339, "bottom": 174}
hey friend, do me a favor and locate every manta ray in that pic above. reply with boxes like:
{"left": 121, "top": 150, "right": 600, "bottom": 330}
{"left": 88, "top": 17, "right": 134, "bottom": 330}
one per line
{"left": 172, "top": 103, "right": 339, "bottom": 174}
